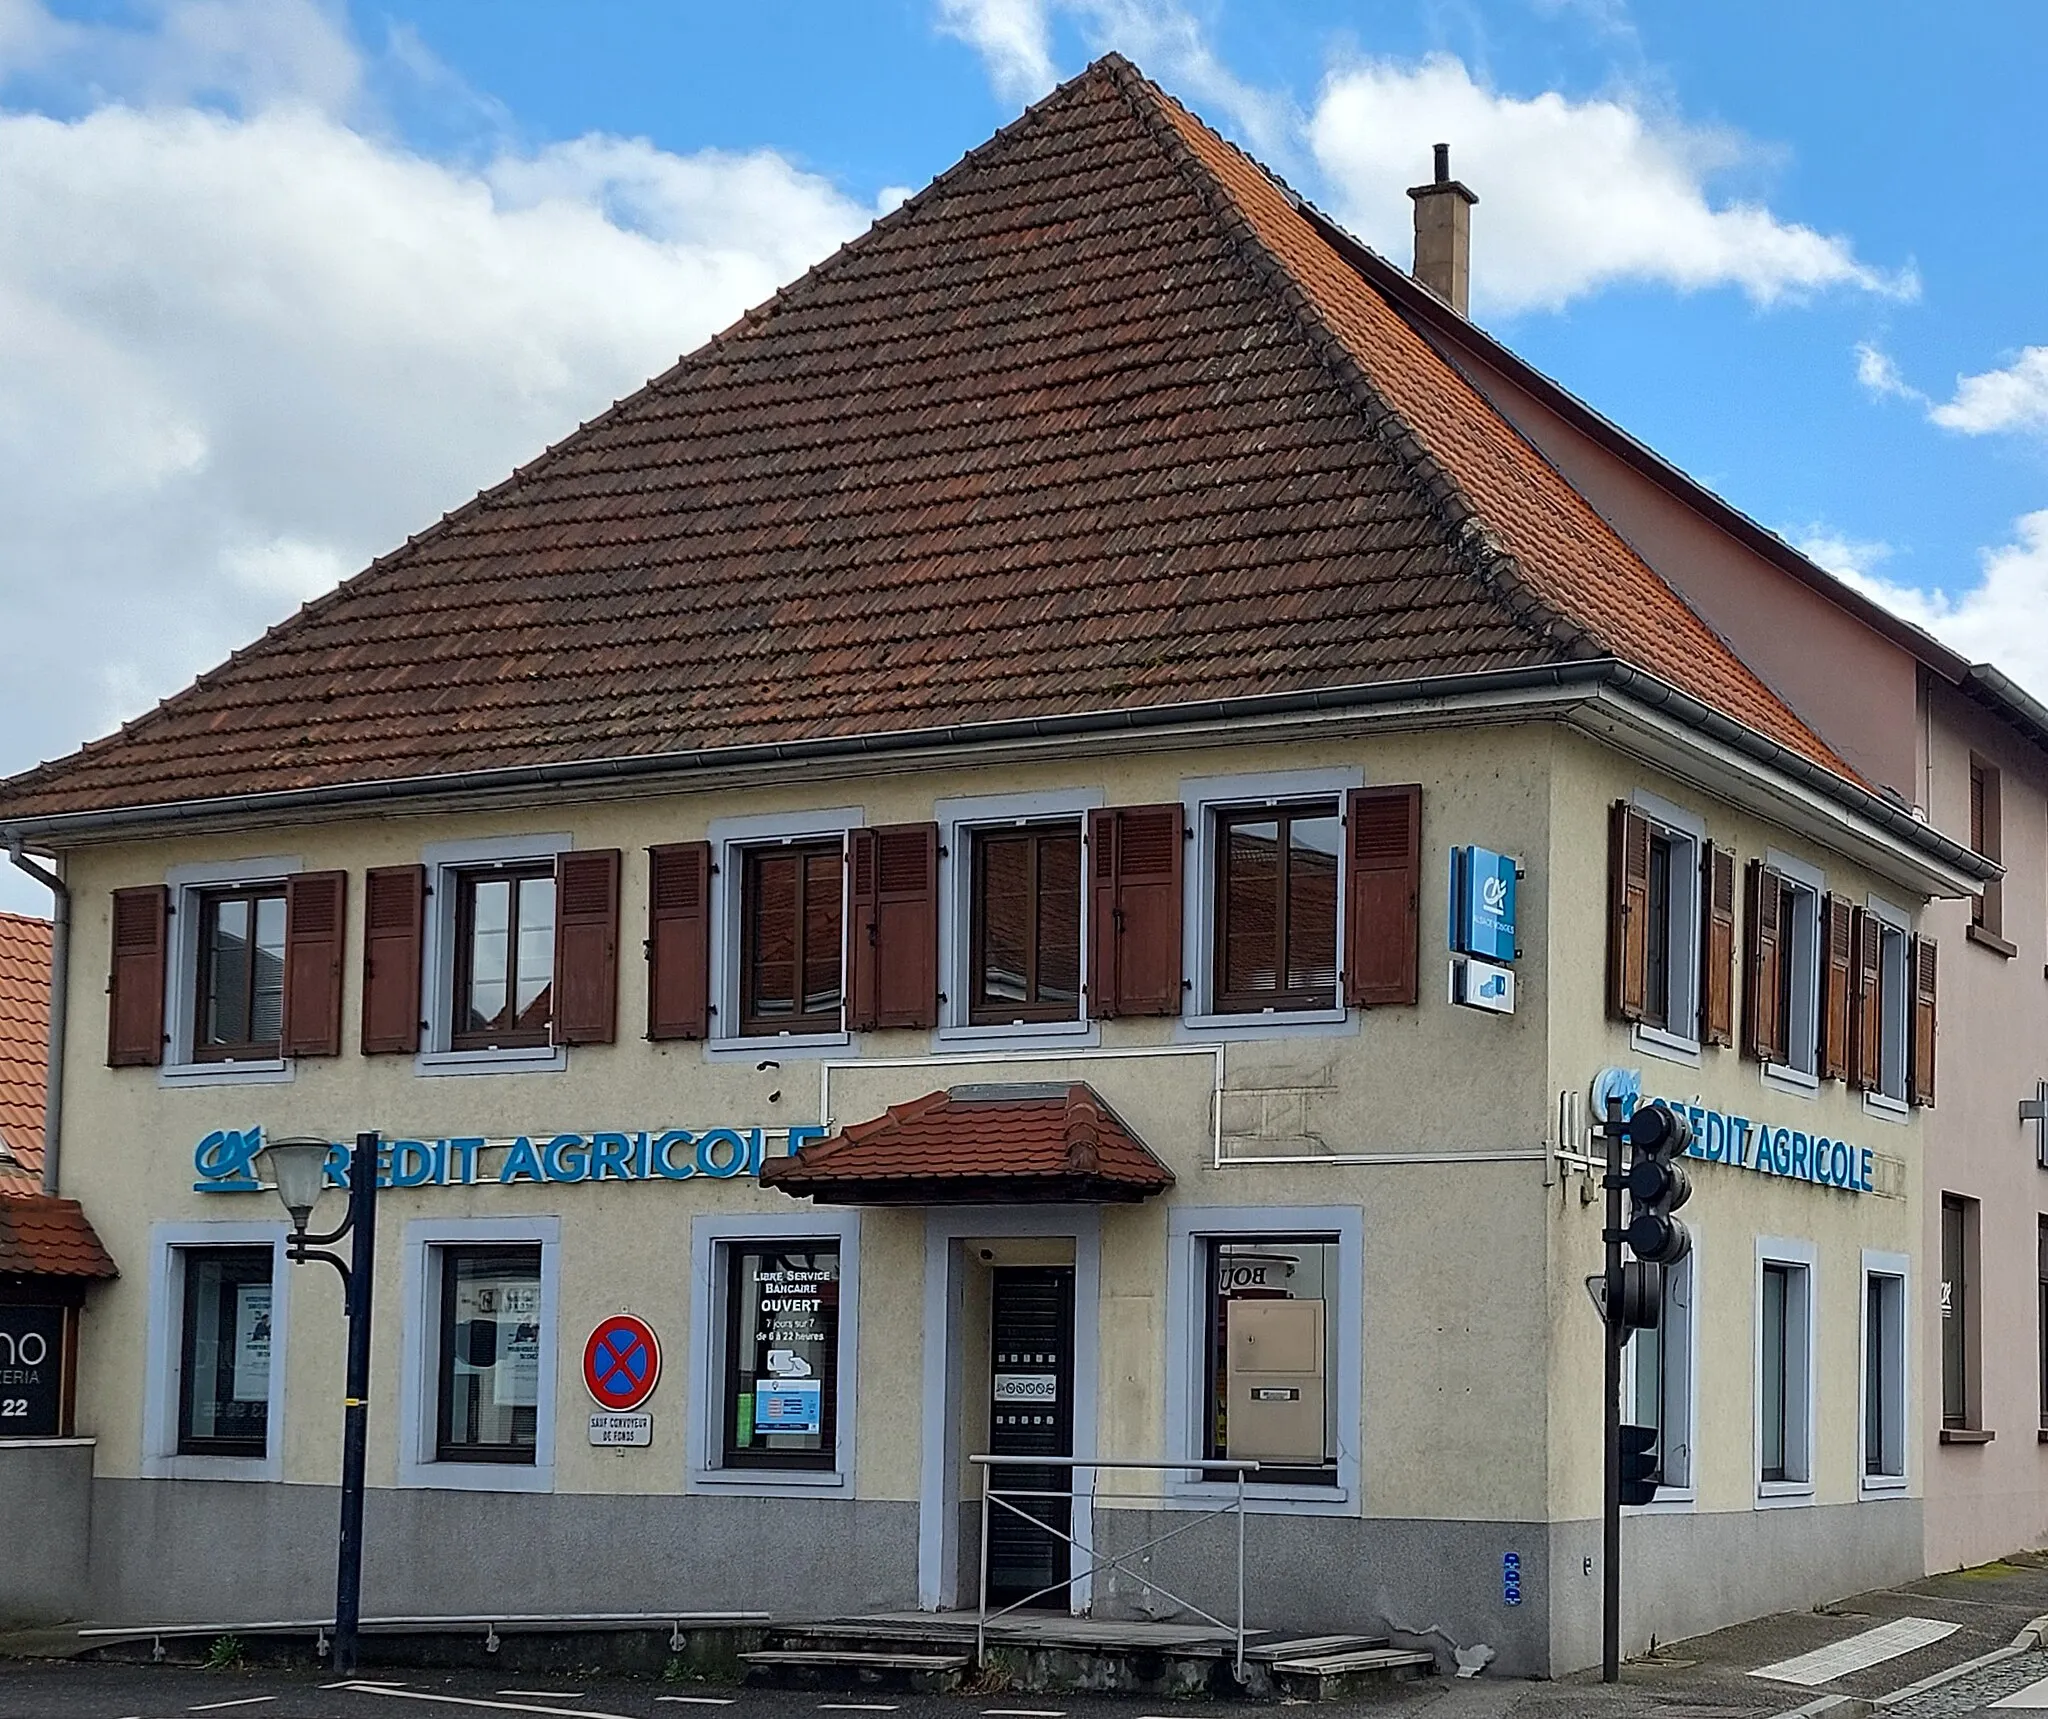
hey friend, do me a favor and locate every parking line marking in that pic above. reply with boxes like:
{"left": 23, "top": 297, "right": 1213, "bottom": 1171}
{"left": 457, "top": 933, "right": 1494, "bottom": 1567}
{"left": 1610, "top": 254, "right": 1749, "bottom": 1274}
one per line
{"left": 1751, "top": 1616, "right": 1960, "bottom": 1686}
{"left": 817, "top": 1706, "right": 899, "bottom": 1712}
{"left": 985, "top": 1710, "right": 1066, "bottom": 1716}
{"left": 190, "top": 1701, "right": 279, "bottom": 1712}
{"left": 336, "top": 1685, "right": 639, "bottom": 1718}
{"left": 1995, "top": 1674, "right": 2048, "bottom": 1707}
{"left": 655, "top": 1700, "right": 736, "bottom": 1706}
{"left": 496, "top": 1696, "right": 583, "bottom": 1701}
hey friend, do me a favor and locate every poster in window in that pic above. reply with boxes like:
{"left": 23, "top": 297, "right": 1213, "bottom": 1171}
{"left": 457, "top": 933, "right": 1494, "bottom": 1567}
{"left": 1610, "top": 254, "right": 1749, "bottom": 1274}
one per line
{"left": 452, "top": 1268, "right": 540, "bottom": 1407}
{"left": 231, "top": 1282, "right": 272, "bottom": 1404}
{"left": 727, "top": 1247, "right": 837, "bottom": 1462}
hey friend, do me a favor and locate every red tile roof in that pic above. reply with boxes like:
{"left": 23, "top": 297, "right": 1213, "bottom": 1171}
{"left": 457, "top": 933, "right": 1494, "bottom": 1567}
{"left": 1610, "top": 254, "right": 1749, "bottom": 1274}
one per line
{"left": 761, "top": 1083, "right": 1175, "bottom": 1204}
{"left": 0, "top": 56, "right": 1850, "bottom": 827}
{"left": 0, "top": 1194, "right": 116, "bottom": 1279}
{"left": 0, "top": 912, "right": 50, "bottom": 1194}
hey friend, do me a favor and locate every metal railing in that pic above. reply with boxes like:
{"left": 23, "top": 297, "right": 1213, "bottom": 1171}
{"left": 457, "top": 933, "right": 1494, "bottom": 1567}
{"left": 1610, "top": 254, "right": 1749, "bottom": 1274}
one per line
{"left": 970, "top": 1454, "right": 1259, "bottom": 1681}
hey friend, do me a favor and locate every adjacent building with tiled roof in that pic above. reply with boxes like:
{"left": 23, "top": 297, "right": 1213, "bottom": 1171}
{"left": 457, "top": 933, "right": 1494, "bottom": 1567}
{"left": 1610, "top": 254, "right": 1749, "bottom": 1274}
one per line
{"left": 0, "top": 911, "right": 51, "bottom": 1194}
{"left": 0, "top": 56, "right": 2013, "bottom": 1674}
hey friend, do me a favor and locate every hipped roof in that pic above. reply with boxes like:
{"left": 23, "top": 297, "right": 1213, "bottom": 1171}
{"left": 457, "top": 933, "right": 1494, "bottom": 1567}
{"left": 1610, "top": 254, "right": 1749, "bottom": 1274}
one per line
{"left": 0, "top": 54, "right": 1852, "bottom": 829}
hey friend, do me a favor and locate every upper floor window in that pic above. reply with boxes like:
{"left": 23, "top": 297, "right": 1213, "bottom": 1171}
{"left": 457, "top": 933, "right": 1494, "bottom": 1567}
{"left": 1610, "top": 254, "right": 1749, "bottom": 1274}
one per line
{"left": 740, "top": 841, "right": 844, "bottom": 1037}
{"left": 1746, "top": 856, "right": 1822, "bottom": 1079}
{"left": 1212, "top": 802, "right": 1339, "bottom": 1013}
{"left": 193, "top": 886, "right": 286, "bottom": 1061}
{"left": 451, "top": 866, "right": 555, "bottom": 1051}
{"left": 969, "top": 824, "right": 1082, "bottom": 1025}
{"left": 1607, "top": 799, "right": 1731, "bottom": 1051}
{"left": 1969, "top": 757, "right": 2006, "bottom": 945}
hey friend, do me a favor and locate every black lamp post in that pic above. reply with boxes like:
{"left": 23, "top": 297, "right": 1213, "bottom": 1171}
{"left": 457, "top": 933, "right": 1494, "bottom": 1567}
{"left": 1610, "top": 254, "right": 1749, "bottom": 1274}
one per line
{"left": 261, "top": 1130, "right": 380, "bottom": 1677}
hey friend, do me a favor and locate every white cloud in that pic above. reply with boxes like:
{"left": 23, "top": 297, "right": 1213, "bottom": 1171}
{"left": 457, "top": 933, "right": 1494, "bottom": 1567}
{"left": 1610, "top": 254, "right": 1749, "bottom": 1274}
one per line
{"left": 1853, "top": 341, "right": 1927, "bottom": 406}
{"left": 1309, "top": 54, "right": 1914, "bottom": 315}
{"left": 1803, "top": 515, "right": 2048, "bottom": 704}
{"left": 0, "top": 2, "right": 874, "bottom": 834}
{"left": 1929, "top": 346, "right": 2048, "bottom": 436}
{"left": 937, "top": 0, "right": 1057, "bottom": 106}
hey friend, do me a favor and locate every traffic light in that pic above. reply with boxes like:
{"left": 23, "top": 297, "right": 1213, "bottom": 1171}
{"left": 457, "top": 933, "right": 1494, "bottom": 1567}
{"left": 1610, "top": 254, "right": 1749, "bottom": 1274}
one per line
{"left": 1622, "top": 1102, "right": 1692, "bottom": 1267}
{"left": 1618, "top": 1423, "right": 1660, "bottom": 1507}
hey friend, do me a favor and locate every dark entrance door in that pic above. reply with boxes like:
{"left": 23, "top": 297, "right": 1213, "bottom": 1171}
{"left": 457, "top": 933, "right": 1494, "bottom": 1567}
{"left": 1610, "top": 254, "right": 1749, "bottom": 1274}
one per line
{"left": 986, "top": 1266, "right": 1074, "bottom": 1608}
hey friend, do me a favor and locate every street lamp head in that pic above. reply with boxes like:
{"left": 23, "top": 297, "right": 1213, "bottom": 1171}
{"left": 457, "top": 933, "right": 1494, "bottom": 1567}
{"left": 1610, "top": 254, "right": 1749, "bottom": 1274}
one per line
{"left": 262, "top": 1136, "right": 336, "bottom": 1234}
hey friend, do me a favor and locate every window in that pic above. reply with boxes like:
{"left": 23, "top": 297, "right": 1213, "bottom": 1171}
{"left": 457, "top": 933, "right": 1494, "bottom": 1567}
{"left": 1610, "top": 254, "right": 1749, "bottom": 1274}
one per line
{"left": 1757, "top": 1251, "right": 1812, "bottom": 1489}
{"left": 1748, "top": 856, "right": 1823, "bottom": 1078}
{"left": 969, "top": 825, "right": 1082, "bottom": 1024}
{"left": 176, "top": 1247, "right": 274, "bottom": 1457}
{"left": 720, "top": 1243, "right": 841, "bottom": 1470}
{"left": 2038, "top": 1220, "right": 2047, "bottom": 1434}
{"left": 1201, "top": 1236, "right": 1338, "bottom": 1485}
{"left": 191, "top": 887, "right": 286, "bottom": 1061}
{"left": 1643, "top": 833, "right": 1673, "bottom": 1031}
{"left": 1970, "top": 757, "right": 2003, "bottom": 937}
{"left": 1941, "top": 1195, "right": 1978, "bottom": 1431}
{"left": 1211, "top": 802, "right": 1339, "bottom": 1013}
{"left": 739, "top": 842, "right": 844, "bottom": 1037}
{"left": 1609, "top": 798, "right": 1722, "bottom": 1051}
{"left": 450, "top": 866, "right": 555, "bottom": 1050}
{"left": 434, "top": 1246, "right": 542, "bottom": 1463}
{"left": 1863, "top": 1265, "right": 1907, "bottom": 1484}
{"left": 1875, "top": 914, "right": 1910, "bottom": 1102}
{"left": 1775, "top": 875, "right": 1821, "bottom": 1073}
{"left": 1628, "top": 1253, "right": 1693, "bottom": 1492}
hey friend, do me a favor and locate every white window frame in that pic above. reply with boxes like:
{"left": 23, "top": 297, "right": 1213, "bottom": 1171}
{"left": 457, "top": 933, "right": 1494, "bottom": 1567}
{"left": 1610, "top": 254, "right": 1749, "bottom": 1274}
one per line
{"left": 416, "top": 833, "right": 573, "bottom": 1077}
{"left": 1755, "top": 1235, "right": 1817, "bottom": 1504}
{"left": 142, "top": 1220, "right": 292, "bottom": 1482}
{"left": 706, "top": 807, "right": 862, "bottom": 1060}
{"left": 1163, "top": 1204, "right": 1363, "bottom": 1514}
{"left": 1860, "top": 1249, "right": 1910, "bottom": 1493}
{"left": 687, "top": 1210, "right": 861, "bottom": 1498}
{"left": 1864, "top": 895, "right": 1913, "bottom": 1113}
{"left": 1623, "top": 1228, "right": 1700, "bottom": 1509}
{"left": 1178, "top": 767, "right": 1363, "bottom": 1041}
{"left": 160, "top": 855, "right": 303, "bottom": 1087}
{"left": 1763, "top": 850, "right": 1824, "bottom": 1093}
{"left": 1629, "top": 792, "right": 1704, "bottom": 1068}
{"left": 396, "top": 1215, "right": 561, "bottom": 1492}
{"left": 935, "top": 788, "right": 1101, "bottom": 1046}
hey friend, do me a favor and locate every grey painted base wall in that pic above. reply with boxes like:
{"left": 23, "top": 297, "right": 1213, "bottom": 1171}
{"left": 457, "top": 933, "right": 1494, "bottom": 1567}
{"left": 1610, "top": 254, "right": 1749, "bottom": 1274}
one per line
{"left": 0, "top": 1441, "right": 95, "bottom": 1624}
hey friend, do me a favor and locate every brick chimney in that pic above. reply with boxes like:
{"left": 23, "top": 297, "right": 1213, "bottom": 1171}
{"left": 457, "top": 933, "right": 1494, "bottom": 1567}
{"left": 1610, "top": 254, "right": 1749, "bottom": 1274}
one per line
{"left": 1407, "top": 143, "right": 1477, "bottom": 316}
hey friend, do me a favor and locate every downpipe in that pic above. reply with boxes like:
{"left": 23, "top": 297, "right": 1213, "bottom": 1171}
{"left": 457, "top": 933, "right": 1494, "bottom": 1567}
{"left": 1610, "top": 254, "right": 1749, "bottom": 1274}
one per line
{"left": 6, "top": 840, "right": 69, "bottom": 1196}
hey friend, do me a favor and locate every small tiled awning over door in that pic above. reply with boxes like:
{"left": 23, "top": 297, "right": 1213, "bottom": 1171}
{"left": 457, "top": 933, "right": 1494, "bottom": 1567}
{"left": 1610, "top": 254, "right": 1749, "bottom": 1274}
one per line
{"left": 0, "top": 1194, "right": 117, "bottom": 1281}
{"left": 759, "top": 1082, "right": 1174, "bottom": 1205}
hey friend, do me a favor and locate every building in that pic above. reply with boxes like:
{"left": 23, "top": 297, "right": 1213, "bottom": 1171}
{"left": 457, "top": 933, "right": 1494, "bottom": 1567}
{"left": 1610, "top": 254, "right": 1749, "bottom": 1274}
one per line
{"left": 0, "top": 57, "right": 2000, "bottom": 1673}
{"left": 0, "top": 911, "right": 53, "bottom": 1194}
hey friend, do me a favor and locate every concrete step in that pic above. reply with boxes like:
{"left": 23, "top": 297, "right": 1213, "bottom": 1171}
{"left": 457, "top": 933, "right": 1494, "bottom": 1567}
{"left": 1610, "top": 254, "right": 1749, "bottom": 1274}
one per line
{"left": 739, "top": 1648, "right": 972, "bottom": 1695}
{"left": 1270, "top": 1646, "right": 1437, "bottom": 1702}
{"left": 1248, "top": 1634, "right": 1391, "bottom": 1661}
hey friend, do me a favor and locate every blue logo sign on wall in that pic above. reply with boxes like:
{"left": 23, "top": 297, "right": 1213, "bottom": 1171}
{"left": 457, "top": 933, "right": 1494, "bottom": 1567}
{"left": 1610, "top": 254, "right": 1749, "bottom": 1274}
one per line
{"left": 1450, "top": 846, "right": 1519, "bottom": 963}
{"left": 1502, "top": 1550, "right": 1522, "bottom": 1607}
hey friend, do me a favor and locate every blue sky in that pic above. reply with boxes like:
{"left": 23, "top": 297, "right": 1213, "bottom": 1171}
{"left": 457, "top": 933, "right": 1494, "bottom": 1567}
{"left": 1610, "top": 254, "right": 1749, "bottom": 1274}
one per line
{"left": 2, "top": 1, "right": 2046, "bottom": 913}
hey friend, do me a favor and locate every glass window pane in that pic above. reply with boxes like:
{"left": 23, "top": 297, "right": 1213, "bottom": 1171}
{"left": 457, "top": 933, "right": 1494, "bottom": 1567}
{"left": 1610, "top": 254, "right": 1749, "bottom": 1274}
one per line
{"left": 1761, "top": 1265, "right": 1788, "bottom": 1480}
{"left": 1035, "top": 831, "right": 1082, "bottom": 1007}
{"left": 1285, "top": 813, "right": 1339, "bottom": 995}
{"left": 438, "top": 1247, "right": 541, "bottom": 1461}
{"left": 1942, "top": 1199, "right": 1968, "bottom": 1425}
{"left": 748, "top": 852, "right": 798, "bottom": 1019}
{"left": 724, "top": 1245, "right": 839, "bottom": 1468}
{"left": 177, "top": 1247, "right": 272, "bottom": 1456}
{"left": 465, "top": 876, "right": 512, "bottom": 1033}
{"left": 249, "top": 894, "right": 286, "bottom": 1046}
{"left": 203, "top": 896, "right": 252, "bottom": 1046}
{"left": 977, "top": 835, "right": 1032, "bottom": 1005}
{"left": 801, "top": 851, "right": 842, "bottom": 1016}
{"left": 1221, "top": 820, "right": 1279, "bottom": 997}
{"left": 512, "top": 875, "right": 555, "bottom": 1029}
{"left": 1204, "top": 1237, "right": 1337, "bottom": 1483}
{"left": 1645, "top": 835, "right": 1671, "bottom": 1030}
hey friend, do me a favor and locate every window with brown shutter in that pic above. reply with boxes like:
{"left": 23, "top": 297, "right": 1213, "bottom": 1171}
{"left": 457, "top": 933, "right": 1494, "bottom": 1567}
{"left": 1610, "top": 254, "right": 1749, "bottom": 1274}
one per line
{"left": 740, "top": 840, "right": 844, "bottom": 1036}
{"left": 191, "top": 885, "right": 286, "bottom": 1061}
{"left": 553, "top": 848, "right": 620, "bottom": 1046}
{"left": 969, "top": 824, "right": 1082, "bottom": 1025}
{"left": 1607, "top": 802, "right": 1650, "bottom": 1023}
{"left": 1213, "top": 801, "right": 1339, "bottom": 1012}
{"left": 281, "top": 871, "right": 347, "bottom": 1058}
{"left": 1700, "top": 843, "right": 1735, "bottom": 1047}
{"left": 360, "top": 864, "right": 424, "bottom": 1055}
{"left": 451, "top": 865, "right": 555, "bottom": 1049}
{"left": 647, "top": 842, "right": 711, "bottom": 1041}
{"left": 1820, "top": 893, "right": 1853, "bottom": 1081}
{"left": 1743, "top": 859, "right": 1784, "bottom": 1064}
{"left": 107, "top": 884, "right": 169, "bottom": 1067}
{"left": 1086, "top": 804, "right": 1184, "bottom": 1018}
{"left": 1343, "top": 784, "right": 1421, "bottom": 1009}
{"left": 1970, "top": 758, "right": 2003, "bottom": 937}
{"left": 849, "top": 823, "right": 939, "bottom": 1031}
{"left": 1850, "top": 908, "right": 1883, "bottom": 1091}
{"left": 1910, "top": 935, "right": 1938, "bottom": 1106}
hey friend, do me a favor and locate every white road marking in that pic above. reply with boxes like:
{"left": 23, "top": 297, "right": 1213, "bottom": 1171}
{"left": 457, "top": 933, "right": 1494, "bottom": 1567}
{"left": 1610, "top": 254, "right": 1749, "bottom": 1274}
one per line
{"left": 816, "top": 1706, "right": 899, "bottom": 1712}
{"left": 655, "top": 1700, "right": 736, "bottom": 1707}
{"left": 496, "top": 1696, "right": 583, "bottom": 1701}
{"left": 1996, "top": 1674, "right": 2048, "bottom": 1707}
{"left": 1751, "top": 1616, "right": 1961, "bottom": 1686}
{"left": 335, "top": 1684, "right": 640, "bottom": 1718}
{"left": 189, "top": 1701, "right": 279, "bottom": 1712}
{"left": 984, "top": 1710, "right": 1066, "bottom": 1716}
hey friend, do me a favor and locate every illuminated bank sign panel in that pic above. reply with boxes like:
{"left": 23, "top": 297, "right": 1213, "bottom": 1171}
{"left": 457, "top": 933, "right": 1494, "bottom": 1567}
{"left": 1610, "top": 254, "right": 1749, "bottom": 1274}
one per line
{"left": 194, "top": 1125, "right": 825, "bottom": 1194}
{"left": 1449, "top": 845, "right": 1519, "bottom": 1015}
{"left": 1591, "top": 1067, "right": 1877, "bottom": 1196}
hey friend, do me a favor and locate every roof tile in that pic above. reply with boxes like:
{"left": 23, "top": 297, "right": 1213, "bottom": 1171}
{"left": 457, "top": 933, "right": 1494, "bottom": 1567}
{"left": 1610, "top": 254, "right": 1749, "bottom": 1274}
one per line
{"left": 0, "top": 1194, "right": 116, "bottom": 1279}
{"left": 0, "top": 912, "right": 50, "bottom": 1189}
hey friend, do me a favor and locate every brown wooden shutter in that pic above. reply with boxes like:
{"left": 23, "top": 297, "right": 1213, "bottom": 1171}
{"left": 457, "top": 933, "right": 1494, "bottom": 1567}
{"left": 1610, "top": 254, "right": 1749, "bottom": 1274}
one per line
{"left": 1606, "top": 802, "right": 1650, "bottom": 1023}
{"left": 1699, "top": 842, "right": 1735, "bottom": 1047}
{"left": 1820, "top": 893, "right": 1853, "bottom": 1081}
{"left": 553, "top": 848, "right": 621, "bottom": 1046}
{"left": 1086, "top": 804, "right": 1184, "bottom": 1018}
{"left": 647, "top": 842, "right": 711, "bottom": 1041}
{"left": 360, "top": 864, "right": 424, "bottom": 1055}
{"left": 848, "top": 823, "right": 939, "bottom": 1031}
{"left": 280, "top": 870, "right": 347, "bottom": 1058}
{"left": 1343, "top": 784, "right": 1422, "bottom": 1008}
{"left": 1910, "top": 934, "right": 1938, "bottom": 1107}
{"left": 1743, "top": 860, "right": 1783, "bottom": 1063}
{"left": 1849, "top": 908, "right": 1882, "bottom": 1091}
{"left": 106, "top": 884, "right": 169, "bottom": 1067}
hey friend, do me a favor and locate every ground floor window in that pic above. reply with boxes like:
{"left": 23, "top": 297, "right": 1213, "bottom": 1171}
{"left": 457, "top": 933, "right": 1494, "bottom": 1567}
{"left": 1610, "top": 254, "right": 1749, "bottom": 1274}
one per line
{"left": 1863, "top": 1263, "right": 1907, "bottom": 1482}
{"left": 720, "top": 1242, "right": 841, "bottom": 1470}
{"left": 176, "top": 1246, "right": 273, "bottom": 1458}
{"left": 1201, "top": 1235, "right": 1338, "bottom": 1485}
{"left": 1759, "top": 1250, "right": 1813, "bottom": 1488}
{"left": 1941, "top": 1195, "right": 1978, "bottom": 1430}
{"left": 435, "top": 1245, "right": 542, "bottom": 1463}
{"left": 1628, "top": 1252, "right": 1694, "bottom": 1492}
